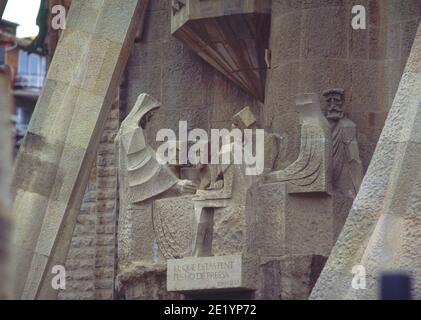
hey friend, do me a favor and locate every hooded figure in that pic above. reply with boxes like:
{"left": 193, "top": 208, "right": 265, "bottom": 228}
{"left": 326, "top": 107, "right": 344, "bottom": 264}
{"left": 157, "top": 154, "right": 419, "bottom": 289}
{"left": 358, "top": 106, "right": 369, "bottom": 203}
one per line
{"left": 116, "top": 93, "right": 195, "bottom": 204}
{"left": 116, "top": 93, "right": 197, "bottom": 274}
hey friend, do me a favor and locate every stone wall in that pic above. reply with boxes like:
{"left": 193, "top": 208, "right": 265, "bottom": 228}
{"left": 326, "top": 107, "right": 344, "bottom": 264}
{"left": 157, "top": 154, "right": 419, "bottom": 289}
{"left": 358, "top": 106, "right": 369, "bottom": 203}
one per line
{"left": 93, "top": 98, "right": 120, "bottom": 300}
{"left": 60, "top": 96, "right": 121, "bottom": 300}
{"left": 58, "top": 170, "right": 96, "bottom": 300}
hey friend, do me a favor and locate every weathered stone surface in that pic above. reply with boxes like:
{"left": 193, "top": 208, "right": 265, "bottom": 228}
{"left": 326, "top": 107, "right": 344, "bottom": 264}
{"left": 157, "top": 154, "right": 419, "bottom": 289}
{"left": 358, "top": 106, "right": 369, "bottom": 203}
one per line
{"left": 10, "top": 0, "right": 149, "bottom": 300}
{"left": 249, "top": 182, "right": 352, "bottom": 258}
{"left": 0, "top": 66, "right": 13, "bottom": 299}
{"left": 311, "top": 21, "right": 421, "bottom": 300}
{"left": 58, "top": 96, "right": 121, "bottom": 301}
{"left": 256, "top": 255, "right": 327, "bottom": 300}
{"left": 117, "top": 262, "right": 180, "bottom": 300}
{"left": 58, "top": 176, "right": 97, "bottom": 300}
{"left": 167, "top": 254, "right": 258, "bottom": 292}
{"left": 153, "top": 196, "right": 195, "bottom": 259}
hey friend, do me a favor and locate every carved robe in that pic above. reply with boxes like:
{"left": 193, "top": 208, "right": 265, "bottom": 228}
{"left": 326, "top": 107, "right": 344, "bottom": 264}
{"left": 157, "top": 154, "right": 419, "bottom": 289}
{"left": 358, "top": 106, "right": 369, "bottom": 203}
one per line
{"left": 330, "top": 117, "right": 363, "bottom": 198}
{"left": 116, "top": 94, "right": 178, "bottom": 266}
{"left": 265, "top": 93, "right": 332, "bottom": 194}
{"left": 117, "top": 131, "right": 178, "bottom": 204}
{"left": 116, "top": 94, "right": 178, "bottom": 205}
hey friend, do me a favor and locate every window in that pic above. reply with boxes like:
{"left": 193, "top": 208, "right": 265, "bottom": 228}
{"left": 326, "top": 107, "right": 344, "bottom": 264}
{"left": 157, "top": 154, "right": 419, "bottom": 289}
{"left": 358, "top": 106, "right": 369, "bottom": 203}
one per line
{"left": 0, "top": 47, "right": 5, "bottom": 65}
{"left": 15, "top": 49, "right": 46, "bottom": 89}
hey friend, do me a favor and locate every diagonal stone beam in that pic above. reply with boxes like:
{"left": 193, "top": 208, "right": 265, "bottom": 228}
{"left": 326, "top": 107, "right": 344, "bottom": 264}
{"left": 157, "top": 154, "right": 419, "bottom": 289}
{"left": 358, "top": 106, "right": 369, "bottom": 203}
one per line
{"left": 10, "top": 0, "right": 149, "bottom": 300}
{"left": 310, "top": 21, "right": 421, "bottom": 300}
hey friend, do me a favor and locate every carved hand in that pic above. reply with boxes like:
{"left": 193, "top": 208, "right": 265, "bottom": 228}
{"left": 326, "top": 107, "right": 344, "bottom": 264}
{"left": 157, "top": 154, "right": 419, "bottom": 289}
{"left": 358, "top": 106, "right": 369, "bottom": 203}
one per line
{"left": 207, "top": 179, "right": 224, "bottom": 190}
{"left": 176, "top": 179, "right": 197, "bottom": 195}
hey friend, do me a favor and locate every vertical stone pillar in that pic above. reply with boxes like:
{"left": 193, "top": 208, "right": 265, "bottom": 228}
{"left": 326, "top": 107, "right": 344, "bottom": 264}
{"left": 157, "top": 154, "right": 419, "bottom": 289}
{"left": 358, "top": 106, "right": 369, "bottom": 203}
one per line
{"left": 10, "top": 0, "right": 149, "bottom": 300}
{"left": 311, "top": 21, "right": 421, "bottom": 300}
{"left": 0, "top": 66, "right": 13, "bottom": 300}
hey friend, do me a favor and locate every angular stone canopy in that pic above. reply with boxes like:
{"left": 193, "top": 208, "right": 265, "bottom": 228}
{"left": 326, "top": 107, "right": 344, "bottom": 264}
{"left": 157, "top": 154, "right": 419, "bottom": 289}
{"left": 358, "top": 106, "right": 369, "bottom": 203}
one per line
{"left": 171, "top": 0, "right": 271, "bottom": 102}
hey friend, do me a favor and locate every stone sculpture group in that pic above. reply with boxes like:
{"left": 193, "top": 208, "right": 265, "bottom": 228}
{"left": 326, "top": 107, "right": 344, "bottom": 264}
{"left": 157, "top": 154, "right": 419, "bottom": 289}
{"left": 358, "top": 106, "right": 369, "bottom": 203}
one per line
{"left": 3, "top": 0, "right": 419, "bottom": 301}
{"left": 116, "top": 88, "right": 363, "bottom": 297}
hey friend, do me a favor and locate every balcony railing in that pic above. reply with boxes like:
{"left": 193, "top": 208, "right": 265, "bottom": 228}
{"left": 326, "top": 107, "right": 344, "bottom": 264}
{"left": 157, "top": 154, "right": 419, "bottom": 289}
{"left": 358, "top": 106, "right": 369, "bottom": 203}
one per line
{"left": 14, "top": 72, "right": 45, "bottom": 90}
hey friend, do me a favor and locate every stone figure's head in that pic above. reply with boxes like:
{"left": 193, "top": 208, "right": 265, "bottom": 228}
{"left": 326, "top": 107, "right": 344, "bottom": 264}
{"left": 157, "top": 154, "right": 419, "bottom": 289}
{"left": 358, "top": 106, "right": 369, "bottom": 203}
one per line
{"left": 323, "top": 88, "right": 345, "bottom": 121}
{"left": 232, "top": 106, "right": 257, "bottom": 130}
{"left": 139, "top": 108, "right": 157, "bottom": 130}
{"left": 122, "top": 93, "right": 161, "bottom": 130}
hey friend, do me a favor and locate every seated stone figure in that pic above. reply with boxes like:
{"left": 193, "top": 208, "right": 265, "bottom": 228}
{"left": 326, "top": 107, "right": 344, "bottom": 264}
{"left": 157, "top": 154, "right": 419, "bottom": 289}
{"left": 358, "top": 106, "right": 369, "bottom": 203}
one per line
{"left": 115, "top": 94, "right": 197, "bottom": 286}
{"left": 264, "top": 93, "right": 332, "bottom": 194}
{"left": 191, "top": 106, "right": 279, "bottom": 257}
{"left": 116, "top": 93, "right": 196, "bottom": 205}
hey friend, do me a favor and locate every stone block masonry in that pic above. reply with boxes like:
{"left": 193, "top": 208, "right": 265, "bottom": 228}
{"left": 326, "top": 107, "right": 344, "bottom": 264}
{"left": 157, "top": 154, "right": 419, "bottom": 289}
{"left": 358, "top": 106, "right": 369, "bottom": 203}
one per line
{"left": 60, "top": 91, "right": 123, "bottom": 300}
{"left": 94, "top": 98, "right": 120, "bottom": 300}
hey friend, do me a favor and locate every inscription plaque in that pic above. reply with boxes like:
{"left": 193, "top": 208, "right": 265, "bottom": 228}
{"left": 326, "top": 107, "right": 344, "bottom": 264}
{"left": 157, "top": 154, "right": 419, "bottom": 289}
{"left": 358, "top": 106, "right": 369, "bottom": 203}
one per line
{"left": 167, "top": 254, "right": 257, "bottom": 292}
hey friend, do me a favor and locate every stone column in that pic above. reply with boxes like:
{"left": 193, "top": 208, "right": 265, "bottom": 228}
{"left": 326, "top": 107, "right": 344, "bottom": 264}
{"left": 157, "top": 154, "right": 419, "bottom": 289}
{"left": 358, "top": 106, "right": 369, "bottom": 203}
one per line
{"left": 311, "top": 21, "right": 421, "bottom": 300}
{"left": 10, "top": 0, "right": 149, "bottom": 300}
{"left": 0, "top": 66, "right": 13, "bottom": 300}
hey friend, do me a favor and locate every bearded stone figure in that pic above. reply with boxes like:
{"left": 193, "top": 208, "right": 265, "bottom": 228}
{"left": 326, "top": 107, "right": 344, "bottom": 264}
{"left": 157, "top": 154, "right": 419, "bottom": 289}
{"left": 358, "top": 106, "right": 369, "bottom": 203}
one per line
{"left": 323, "top": 88, "right": 364, "bottom": 198}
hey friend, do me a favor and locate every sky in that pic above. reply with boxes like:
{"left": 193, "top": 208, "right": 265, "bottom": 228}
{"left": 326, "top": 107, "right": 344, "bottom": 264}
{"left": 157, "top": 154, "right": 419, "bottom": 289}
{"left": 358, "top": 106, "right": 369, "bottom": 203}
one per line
{"left": 3, "top": 0, "right": 41, "bottom": 38}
